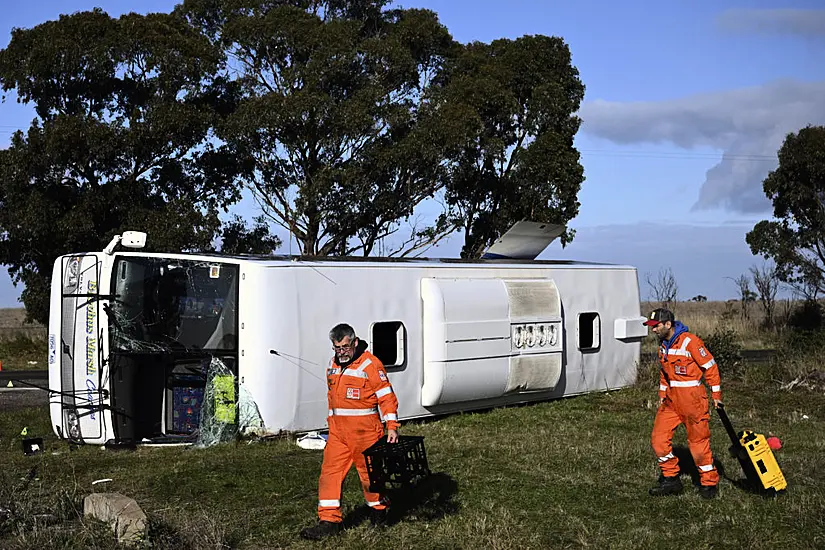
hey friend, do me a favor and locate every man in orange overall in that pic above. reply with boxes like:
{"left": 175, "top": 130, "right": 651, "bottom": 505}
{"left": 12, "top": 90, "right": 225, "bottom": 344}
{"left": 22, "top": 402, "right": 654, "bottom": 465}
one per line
{"left": 644, "top": 308, "right": 722, "bottom": 499}
{"left": 300, "top": 323, "right": 400, "bottom": 540}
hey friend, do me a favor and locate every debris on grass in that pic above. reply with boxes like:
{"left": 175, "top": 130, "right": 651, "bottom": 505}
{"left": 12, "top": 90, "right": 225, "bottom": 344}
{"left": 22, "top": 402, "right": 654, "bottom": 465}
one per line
{"left": 296, "top": 432, "right": 328, "bottom": 450}
{"left": 779, "top": 370, "right": 825, "bottom": 392}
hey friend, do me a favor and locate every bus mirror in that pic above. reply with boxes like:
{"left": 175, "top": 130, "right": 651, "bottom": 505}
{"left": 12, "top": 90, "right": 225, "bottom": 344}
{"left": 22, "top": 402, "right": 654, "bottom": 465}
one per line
{"left": 121, "top": 231, "right": 147, "bottom": 249}
{"left": 104, "top": 231, "right": 147, "bottom": 255}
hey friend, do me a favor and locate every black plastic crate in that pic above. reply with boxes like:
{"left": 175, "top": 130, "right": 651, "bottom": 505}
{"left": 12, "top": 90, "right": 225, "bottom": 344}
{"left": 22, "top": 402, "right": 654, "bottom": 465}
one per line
{"left": 363, "top": 435, "right": 431, "bottom": 493}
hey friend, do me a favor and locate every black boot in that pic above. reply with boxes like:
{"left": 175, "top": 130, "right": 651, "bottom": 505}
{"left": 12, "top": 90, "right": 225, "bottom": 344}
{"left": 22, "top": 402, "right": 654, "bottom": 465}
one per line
{"left": 699, "top": 485, "right": 718, "bottom": 499}
{"left": 370, "top": 508, "right": 389, "bottom": 527}
{"left": 299, "top": 520, "right": 343, "bottom": 540}
{"left": 648, "top": 476, "right": 683, "bottom": 496}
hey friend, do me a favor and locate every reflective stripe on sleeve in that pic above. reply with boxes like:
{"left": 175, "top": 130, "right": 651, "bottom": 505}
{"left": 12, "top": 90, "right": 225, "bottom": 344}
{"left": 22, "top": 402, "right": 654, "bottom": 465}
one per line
{"left": 376, "top": 386, "right": 393, "bottom": 398}
{"left": 700, "top": 359, "right": 717, "bottom": 370}
{"left": 659, "top": 384, "right": 668, "bottom": 392}
{"left": 383, "top": 413, "right": 398, "bottom": 421}
{"left": 658, "top": 452, "right": 675, "bottom": 463}
{"left": 698, "top": 464, "right": 715, "bottom": 472}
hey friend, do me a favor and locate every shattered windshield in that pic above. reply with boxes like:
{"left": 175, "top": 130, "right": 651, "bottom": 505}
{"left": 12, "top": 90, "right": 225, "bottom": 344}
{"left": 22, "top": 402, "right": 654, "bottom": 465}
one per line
{"left": 108, "top": 257, "right": 239, "bottom": 352}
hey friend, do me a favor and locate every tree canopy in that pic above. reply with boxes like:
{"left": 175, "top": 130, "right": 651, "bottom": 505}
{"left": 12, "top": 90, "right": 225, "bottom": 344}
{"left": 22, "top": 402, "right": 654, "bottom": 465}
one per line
{"left": 1, "top": 1, "right": 587, "bottom": 321}
{"left": 177, "top": 0, "right": 457, "bottom": 256}
{"left": 436, "top": 36, "right": 585, "bottom": 258}
{"left": 746, "top": 125, "right": 825, "bottom": 300}
{"left": 0, "top": 9, "right": 276, "bottom": 323}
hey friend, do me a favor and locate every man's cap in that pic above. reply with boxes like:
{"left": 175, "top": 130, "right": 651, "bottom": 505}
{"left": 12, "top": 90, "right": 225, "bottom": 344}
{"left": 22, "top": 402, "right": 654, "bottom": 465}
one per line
{"left": 643, "top": 308, "right": 675, "bottom": 326}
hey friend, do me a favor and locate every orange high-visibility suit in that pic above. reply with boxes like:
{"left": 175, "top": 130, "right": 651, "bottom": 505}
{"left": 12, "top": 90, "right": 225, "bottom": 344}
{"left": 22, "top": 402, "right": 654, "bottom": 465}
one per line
{"left": 652, "top": 323, "right": 721, "bottom": 487}
{"left": 317, "top": 342, "right": 400, "bottom": 523}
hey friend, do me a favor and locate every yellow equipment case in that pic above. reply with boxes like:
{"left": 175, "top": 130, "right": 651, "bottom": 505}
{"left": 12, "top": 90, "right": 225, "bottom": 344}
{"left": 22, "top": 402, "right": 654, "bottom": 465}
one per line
{"left": 716, "top": 404, "right": 787, "bottom": 494}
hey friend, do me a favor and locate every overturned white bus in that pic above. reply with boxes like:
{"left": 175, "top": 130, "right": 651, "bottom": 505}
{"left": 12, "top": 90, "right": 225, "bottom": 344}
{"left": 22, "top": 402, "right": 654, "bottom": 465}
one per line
{"left": 48, "top": 225, "right": 648, "bottom": 445}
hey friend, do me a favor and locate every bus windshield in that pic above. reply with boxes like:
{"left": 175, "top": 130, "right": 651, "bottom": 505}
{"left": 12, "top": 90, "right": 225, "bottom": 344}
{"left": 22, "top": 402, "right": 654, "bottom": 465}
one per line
{"left": 108, "top": 257, "right": 239, "bottom": 352}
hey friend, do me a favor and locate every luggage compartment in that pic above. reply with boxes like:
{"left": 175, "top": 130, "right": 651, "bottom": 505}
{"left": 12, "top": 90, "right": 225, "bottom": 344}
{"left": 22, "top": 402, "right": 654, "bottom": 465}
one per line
{"left": 420, "top": 277, "right": 564, "bottom": 407}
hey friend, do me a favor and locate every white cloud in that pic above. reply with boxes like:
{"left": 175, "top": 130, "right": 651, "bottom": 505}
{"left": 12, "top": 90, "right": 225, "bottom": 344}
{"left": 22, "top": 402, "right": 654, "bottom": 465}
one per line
{"left": 578, "top": 79, "right": 825, "bottom": 213}
{"left": 716, "top": 8, "right": 825, "bottom": 38}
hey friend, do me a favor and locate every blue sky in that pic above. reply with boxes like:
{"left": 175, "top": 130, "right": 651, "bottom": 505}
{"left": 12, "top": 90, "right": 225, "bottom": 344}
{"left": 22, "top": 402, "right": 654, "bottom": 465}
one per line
{"left": 1, "top": 0, "right": 825, "bottom": 305}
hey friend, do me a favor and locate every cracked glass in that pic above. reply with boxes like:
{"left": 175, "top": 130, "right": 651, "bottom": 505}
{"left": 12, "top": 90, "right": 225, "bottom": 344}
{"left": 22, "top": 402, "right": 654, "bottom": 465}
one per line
{"left": 108, "top": 257, "right": 239, "bottom": 353}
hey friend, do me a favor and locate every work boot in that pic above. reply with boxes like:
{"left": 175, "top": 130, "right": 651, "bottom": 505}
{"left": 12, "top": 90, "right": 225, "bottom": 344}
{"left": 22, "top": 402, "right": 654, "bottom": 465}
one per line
{"left": 699, "top": 485, "right": 718, "bottom": 499}
{"left": 299, "top": 520, "right": 342, "bottom": 540}
{"left": 648, "top": 476, "right": 683, "bottom": 496}
{"left": 370, "top": 508, "right": 389, "bottom": 527}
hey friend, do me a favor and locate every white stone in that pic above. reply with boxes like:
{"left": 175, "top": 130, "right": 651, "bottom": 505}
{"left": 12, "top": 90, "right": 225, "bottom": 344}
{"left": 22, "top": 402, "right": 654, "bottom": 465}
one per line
{"left": 83, "top": 492, "right": 147, "bottom": 545}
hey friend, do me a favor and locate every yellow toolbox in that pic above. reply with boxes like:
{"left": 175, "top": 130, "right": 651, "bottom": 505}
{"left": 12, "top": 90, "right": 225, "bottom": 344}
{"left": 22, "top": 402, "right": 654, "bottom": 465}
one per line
{"left": 717, "top": 404, "right": 787, "bottom": 494}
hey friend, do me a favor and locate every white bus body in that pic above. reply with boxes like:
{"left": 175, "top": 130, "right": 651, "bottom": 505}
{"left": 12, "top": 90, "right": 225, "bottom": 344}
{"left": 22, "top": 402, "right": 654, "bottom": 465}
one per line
{"left": 48, "top": 250, "right": 647, "bottom": 445}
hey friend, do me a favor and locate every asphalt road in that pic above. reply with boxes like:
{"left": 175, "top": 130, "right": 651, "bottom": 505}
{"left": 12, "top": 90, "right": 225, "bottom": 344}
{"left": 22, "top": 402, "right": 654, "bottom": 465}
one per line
{"left": 0, "top": 383, "right": 50, "bottom": 412}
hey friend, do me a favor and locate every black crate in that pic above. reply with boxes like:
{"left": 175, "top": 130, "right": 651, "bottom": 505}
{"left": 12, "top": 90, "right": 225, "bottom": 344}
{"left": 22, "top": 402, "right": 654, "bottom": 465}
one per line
{"left": 363, "top": 435, "right": 431, "bottom": 493}
{"left": 22, "top": 437, "right": 44, "bottom": 456}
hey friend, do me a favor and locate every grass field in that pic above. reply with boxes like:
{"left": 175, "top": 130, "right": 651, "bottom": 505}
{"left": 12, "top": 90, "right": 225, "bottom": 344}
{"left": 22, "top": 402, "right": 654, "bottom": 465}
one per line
{"left": 1, "top": 303, "right": 824, "bottom": 548}
{"left": 1, "top": 362, "right": 824, "bottom": 549}
{"left": 0, "top": 308, "right": 46, "bottom": 372}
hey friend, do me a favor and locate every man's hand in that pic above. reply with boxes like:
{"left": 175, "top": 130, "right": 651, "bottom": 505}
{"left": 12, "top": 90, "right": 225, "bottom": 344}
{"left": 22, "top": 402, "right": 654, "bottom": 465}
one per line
{"left": 712, "top": 398, "right": 723, "bottom": 409}
{"left": 387, "top": 429, "right": 398, "bottom": 443}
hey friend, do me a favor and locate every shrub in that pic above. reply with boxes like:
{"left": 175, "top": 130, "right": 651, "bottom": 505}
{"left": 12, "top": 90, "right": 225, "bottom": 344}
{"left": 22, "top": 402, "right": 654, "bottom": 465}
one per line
{"left": 787, "top": 300, "right": 823, "bottom": 331}
{"left": 701, "top": 328, "right": 743, "bottom": 377}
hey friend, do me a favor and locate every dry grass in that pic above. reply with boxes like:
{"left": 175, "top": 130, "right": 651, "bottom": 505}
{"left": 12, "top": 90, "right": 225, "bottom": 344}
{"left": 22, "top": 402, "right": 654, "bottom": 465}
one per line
{"left": 0, "top": 309, "right": 34, "bottom": 329}
{"left": 640, "top": 300, "right": 795, "bottom": 352}
{"left": 0, "top": 309, "right": 45, "bottom": 344}
{"left": 0, "top": 309, "right": 45, "bottom": 370}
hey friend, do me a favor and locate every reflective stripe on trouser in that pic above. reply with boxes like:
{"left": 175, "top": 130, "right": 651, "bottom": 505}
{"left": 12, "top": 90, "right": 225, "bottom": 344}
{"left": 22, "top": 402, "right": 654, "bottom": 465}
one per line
{"left": 651, "top": 398, "right": 719, "bottom": 486}
{"left": 317, "top": 421, "right": 387, "bottom": 522}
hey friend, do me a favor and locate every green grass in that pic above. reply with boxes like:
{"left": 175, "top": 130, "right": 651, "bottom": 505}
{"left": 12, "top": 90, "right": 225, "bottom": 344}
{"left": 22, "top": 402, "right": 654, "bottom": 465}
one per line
{"left": 2, "top": 358, "right": 824, "bottom": 549}
{"left": 0, "top": 335, "right": 47, "bottom": 371}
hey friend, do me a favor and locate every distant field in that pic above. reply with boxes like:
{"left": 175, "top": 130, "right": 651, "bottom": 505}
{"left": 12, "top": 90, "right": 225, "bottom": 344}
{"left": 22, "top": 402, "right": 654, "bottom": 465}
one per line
{"left": 640, "top": 300, "right": 784, "bottom": 352}
{"left": 0, "top": 308, "right": 46, "bottom": 370}
{"left": 0, "top": 300, "right": 787, "bottom": 371}
{"left": 0, "top": 302, "right": 780, "bottom": 341}
{"left": 0, "top": 308, "right": 45, "bottom": 336}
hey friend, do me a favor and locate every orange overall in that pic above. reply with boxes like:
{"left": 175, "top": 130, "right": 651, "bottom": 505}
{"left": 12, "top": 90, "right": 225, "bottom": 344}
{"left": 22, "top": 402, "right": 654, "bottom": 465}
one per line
{"left": 651, "top": 324, "right": 721, "bottom": 486}
{"left": 317, "top": 346, "right": 400, "bottom": 523}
